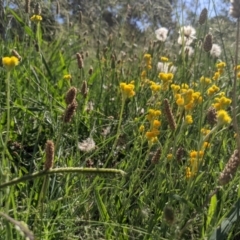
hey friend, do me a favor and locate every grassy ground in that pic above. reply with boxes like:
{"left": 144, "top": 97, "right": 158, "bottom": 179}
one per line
{"left": 1, "top": 1, "right": 240, "bottom": 240}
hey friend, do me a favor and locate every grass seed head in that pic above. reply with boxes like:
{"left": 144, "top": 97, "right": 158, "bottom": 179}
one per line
{"left": 76, "top": 53, "right": 84, "bottom": 69}
{"left": 65, "top": 87, "right": 77, "bottom": 105}
{"left": 34, "top": 3, "right": 41, "bottom": 15}
{"left": 203, "top": 33, "right": 213, "bottom": 52}
{"left": 206, "top": 107, "right": 217, "bottom": 126}
{"left": 44, "top": 140, "right": 54, "bottom": 170}
{"left": 25, "top": 0, "right": 30, "bottom": 14}
{"left": 63, "top": 100, "right": 78, "bottom": 123}
{"left": 219, "top": 150, "right": 240, "bottom": 185}
{"left": 81, "top": 80, "right": 88, "bottom": 98}
{"left": 199, "top": 8, "right": 208, "bottom": 25}
{"left": 151, "top": 148, "right": 161, "bottom": 164}
{"left": 164, "top": 98, "right": 176, "bottom": 131}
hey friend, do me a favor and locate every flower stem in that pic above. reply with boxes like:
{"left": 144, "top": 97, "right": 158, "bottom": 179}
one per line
{"left": 0, "top": 167, "right": 126, "bottom": 189}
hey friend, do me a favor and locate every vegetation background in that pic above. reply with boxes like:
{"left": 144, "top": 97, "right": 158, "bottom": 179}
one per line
{"left": 0, "top": 0, "right": 240, "bottom": 239}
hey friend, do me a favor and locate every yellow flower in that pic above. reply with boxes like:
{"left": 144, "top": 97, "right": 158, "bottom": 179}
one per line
{"left": 120, "top": 82, "right": 135, "bottom": 99}
{"left": 189, "top": 151, "right": 198, "bottom": 158}
{"left": 212, "top": 71, "right": 220, "bottom": 81}
{"left": 160, "top": 56, "right": 169, "bottom": 62}
{"left": 185, "top": 167, "right": 192, "bottom": 179}
{"left": 167, "top": 153, "right": 173, "bottom": 160}
{"left": 63, "top": 74, "right": 72, "bottom": 80}
{"left": 201, "top": 128, "right": 211, "bottom": 135}
{"left": 153, "top": 120, "right": 161, "bottom": 128}
{"left": 200, "top": 76, "right": 211, "bottom": 85}
{"left": 145, "top": 129, "right": 160, "bottom": 140}
{"left": 2, "top": 56, "right": 19, "bottom": 71}
{"left": 217, "top": 110, "right": 231, "bottom": 125}
{"left": 185, "top": 115, "right": 193, "bottom": 124}
{"left": 176, "top": 97, "right": 184, "bottom": 106}
{"left": 150, "top": 83, "right": 161, "bottom": 92}
{"left": 30, "top": 15, "right": 42, "bottom": 22}
{"left": 202, "top": 141, "right": 211, "bottom": 149}
{"left": 139, "top": 125, "right": 145, "bottom": 133}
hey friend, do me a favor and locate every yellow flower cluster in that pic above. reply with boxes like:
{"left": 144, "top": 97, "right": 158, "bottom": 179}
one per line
{"left": 207, "top": 84, "right": 220, "bottom": 96}
{"left": 120, "top": 82, "right": 135, "bottom": 99}
{"left": 150, "top": 82, "right": 161, "bottom": 92}
{"left": 30, "top": 15, "right": 42, "bottom": 22}
{"left": 145, "top": 109, "right": 161, "bottom": 143}
{"left": 200, "top": 76, "right": 211, "bottom": 85}
{"left": 2, "top": 56, "right": 19, "bottom": 71}
{"left": 63, "top": 74, "right": 72, "bottom": 80}
{"left": 158, "top": 72, "right": 174, "bottom": 90}
{"left": 201, "top": 128, "right": 211, "bottom": 135}
{"left": 143, "top": 54, "right": 152, "bottom": 70}
{"left": 160, "top": 56, "right": 169, "bottom": 62}
{"left": 217, "top": 109, "right": 232, "bottom": 125}
{"left": 213, "top": 62, "right": 226, "bottom": 80}
{"left": 185, "top": 115, "right": 193, "bottom": 125}
{"left": 171, "top": 84, "right": 202, "bottom": 111}
{"left": 212, "top": 94, "right": 231, "bottom": 110}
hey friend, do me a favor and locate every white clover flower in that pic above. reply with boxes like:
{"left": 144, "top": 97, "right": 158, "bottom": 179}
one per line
{"left": 78, "top": 138, "right": 96, "bottom": 152}
{"left": 178, "top": 26, "right": 196, "bottom": 45}
{"left": 155, "top": 27, "right": 168, "bottom": 42}
{"left": 179, "top": 46, "right": 194, "bottom": 56}
{"left": 210, "top": 44, "right": 221, "bottom": 58}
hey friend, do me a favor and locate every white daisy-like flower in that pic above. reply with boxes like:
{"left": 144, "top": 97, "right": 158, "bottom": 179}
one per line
{"left": 210, "top": 44, "right": 221, "bottom": 57}
{"left": 178, "top": 26, "right": 196, "bottom": 45}
{"left": 157, "top": 62, "right": 177, "bottom": 73}
{"left": 78, "top": 138, "right": 96, "bottom": 152}
{"left": 155, "top": 27, "right": 168, "bottom": 42}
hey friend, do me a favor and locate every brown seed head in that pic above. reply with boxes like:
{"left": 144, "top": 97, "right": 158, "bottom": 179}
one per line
{"left": 79, "top": 11, "right": 82, "bottom": 23}
{"left": 151, "top": 148, "right": 161, "bottom": 165}
{"left": 65, "top": 87, "right": 77, "bottom": 105}
{"left": 203, "top": 33, "right": 213, "bottom": 52}
{"left": 88, "top": 66, "right": 93, "bottom": 75}
{"left": 176, "top": 147, "right": 185, "bottom": 163}
{"left": 219, "top": 150, "right": 240, "bottom": 185}
{"left": 25, "top": 0, "right": 30, "bottom": 14}
{"left": 63, "top": 100, "right": 78, "bottom": 123}
{"left": 206, "top": 107, "right": 217, "bottom": 126}
{"left": 76, "top": 53, "right": 84, "bottom": 69}
{"left": 164, "top": 99, "right": 176, "bottom": 131}
{"left": 199, "top": 8, "right": 208, "bottom": 25}
{"left": 56, "top": 1, "right": 60, "bottom": 15}
{"left": 81, "top": 80, "right": 88, "bottom": 98}
{"left": 34, "top": 3, "right": 41, "bottom": 15}
{"left": 44, "top": 140, "right": 54, "bottom": 170}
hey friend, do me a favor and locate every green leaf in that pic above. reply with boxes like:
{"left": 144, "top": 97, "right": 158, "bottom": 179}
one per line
{"left": 206, "top": 194, "right": 217, "bottom": 229}
{"left": 94, "top": 188, "right": 110, "bottom": 221}
{"left": 209, "top": 198, "right": 240, "bottom": 240}
{"left": 8, "top": 9, "right": 34, "bottom": 38}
